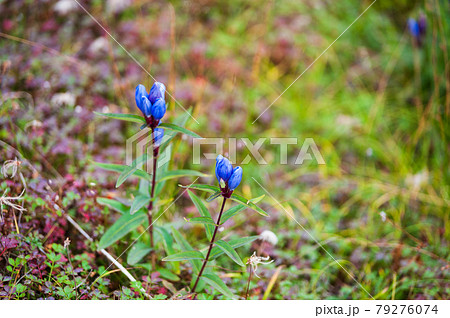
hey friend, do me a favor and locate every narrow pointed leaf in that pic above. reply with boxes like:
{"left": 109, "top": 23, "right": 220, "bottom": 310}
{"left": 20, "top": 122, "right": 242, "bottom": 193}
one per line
{"left": 92, "top": 161, "right": 152, "bottom": 182}
{"left": 115, "top": 154, "right": 150, "bottom": 188}
{"left": 202, "top": 273, "right": 235, "bottom": 299}
{"left": 94, "top": 112, "right": 145, "bottom": 124}
{"left": 220, "top": 205, "right": 247, "bottom": 224}
{"left": 209, "top": 236, "right": 259, "bottom": 260}
{"left": 188, "top": 191, "right": 214, "bottom": 240}
{"left": 158, "top": 123, "right": 201, "bottom": 138}
{"left": 215, "top": 240, "right": 245, "bottom": 266}
{"left": 180, "top": 184, "right": 219, "bottom": 194}
{"left": 98, "top": 212, "right": 147, "bottom": 250}
{"left": 187, "top": 216, "right": 216, "bottom": 226}
{"left": 171, "top": 227, "right": 201, "bottom": 273}
{"left": 130, "top": 195, "right": 151, "bottom": 215}
{"left": 96, "top": 197, "right": 129, "bottom": 214}
{"left": 230, "top": 193, "right": 269, "bottom": 217}
{"left": 127, "top": 242, "right": 152, "bottom": 265}
{"left": 162, "top": 251, "right": 204, "bottom": 262}
{"left": 206, "top": 191, "right": 221, "bottom": 202}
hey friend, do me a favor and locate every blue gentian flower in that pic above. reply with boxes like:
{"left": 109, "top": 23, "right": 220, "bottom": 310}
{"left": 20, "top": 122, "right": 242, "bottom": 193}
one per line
{"left": 135, "top": 82, "right": 167, "bottom": 126}
{"left": 135, "top": 84, "right": 148, "bottom": 114}
{"left": 408, "top": 18, "right": 420, "bottom": 38}
{"left": 227, "top": 166, "right": 243, "bottom": 190}
{"left": 215, "top": 155, "right": 242, "bottom": 197}
{"left": 153, "top": 128, "right": 164, "bottom": 148}
{"left": 215, "top": 155, "right": 233, "bottom": 183}
{"left": 151, "top": 98, "right": 166, "bottom": 120}
{"left": 148, "top": 82, "right": 166, "bottom": 104}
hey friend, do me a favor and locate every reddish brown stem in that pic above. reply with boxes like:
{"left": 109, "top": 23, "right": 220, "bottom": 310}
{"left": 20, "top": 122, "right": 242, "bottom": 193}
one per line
{"left": 147, "top": 128, "right": 159, "bottom": 268}
{"left": 192, "top": 197, "right": 227, "bottom": 293}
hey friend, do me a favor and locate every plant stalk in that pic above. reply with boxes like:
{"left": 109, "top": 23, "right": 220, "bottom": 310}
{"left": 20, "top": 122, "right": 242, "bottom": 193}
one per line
{"left": 147, "top": 128, "right": 159, "bottom": 269}
{"left": 245, "top": 265, "right": 253, "bottom": 300}
{"left": 192, "top": 197, "right": 227, "bottom": 293}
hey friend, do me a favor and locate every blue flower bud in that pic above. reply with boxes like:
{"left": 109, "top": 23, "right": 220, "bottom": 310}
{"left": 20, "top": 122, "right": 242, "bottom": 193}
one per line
{"left": 227, "top": 166, "right": 242, "bottom": 190}
{"left": 135, "top": 84, "right": 148, "bottom": 114}
{"left": 148, "top": 82, "right": 166, "bottom": 104}
{"left": 215, "top": 155, "right": 233, "bottom": 183}
{"left": 418, "top": 14, "right": 426, "bottom": 36}
{"left": 153, "top": 128, "right": 164, "bottom": 148}
{"left": 408, "top": 18, "right": 420, "bottom": 38}
{"left": 141, "top": 96, "right": 152, "bottom": 117}
{"left": 150, "top": 98, "right": 166, "bottom": 120}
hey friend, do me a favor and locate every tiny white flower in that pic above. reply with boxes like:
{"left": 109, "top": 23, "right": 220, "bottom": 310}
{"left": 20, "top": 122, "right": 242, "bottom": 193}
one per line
{"left": 51, "top": 92, "right": 75, "bottom": 107}
{"left": 1, "top": 157, "right": 21, "bottom": 178}
{"left": 54, "top": 0, "right": 78, "bottom": 16}
{"left": 247, "top": 251, "right": 274, "bottom": 278}
{"left": 259, "top": 230, "right": 278, "bottom": 246}
{"left": 64, "top": 237, "right": 71, "bottom": 249}
{"left": 380, "top": 211, "right": 387, "bottom": 222}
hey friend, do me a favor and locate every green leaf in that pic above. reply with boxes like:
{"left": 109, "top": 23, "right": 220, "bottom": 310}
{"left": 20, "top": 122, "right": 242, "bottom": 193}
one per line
{"left": 209, "top": 236, "right": 259, "bottom": 260}
{"left": 215, "top": 240, "right": 245, "bottom": 266}
{"left": 230, "top": 193, "right": 269, "bottom": 217}
{"left": 188, "top": 216, "right": 216, "bottom": 226}
{"left": 220, "top": 205, "right": 246, "bottom": 224}
{"left": 206, "top": 191, "right": 221, "bottom": 202}
{"left": 96, "top": 197, "right": 129, "bottom": 214}
{"left": 162, "top": 251, "right": 204, "bottom": 262}
{"left": 180, "top": 184, "right": 219, "bottom": 194}
{"left": 171, "top": 227, "right": 201, "bottom": 273}
{"left": 115, "top": 154, "right": 150, "bottom": 188}
{"left": 130, "top": 195, "right": 151, "bottom": 215}
{"left": 155, "top": 226, "right": 175, "bottom": 255}
{"left": 157, "top": 268, "right": 180, "bottom": 281}
{"left": 188, "top": 191, "right": 215, "bottom": 240}
{"left": 92, "top": 161, "right": 151, "bottom": 182}
{"left": 201, "top": 273, "right": 234, "bottom": 299}
{"left": 98, "top": 212, "right": 147, "bottom": 250}
{"left": 158, "top": 169, "right": 208, "bottom": 182}
{"left": 158, "top": 123, "right": 201, "bottom": 138}
{"left": 94, "top": 112, "right": 145, "bottom": 124}
{"left": 127, "top": 242, "right": 152, "bottom": 265}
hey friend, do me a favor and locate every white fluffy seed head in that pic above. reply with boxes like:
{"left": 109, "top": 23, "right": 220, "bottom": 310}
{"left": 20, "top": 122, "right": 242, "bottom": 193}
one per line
{"left": 259, "top": 230, "right": 278, "bottom": 246}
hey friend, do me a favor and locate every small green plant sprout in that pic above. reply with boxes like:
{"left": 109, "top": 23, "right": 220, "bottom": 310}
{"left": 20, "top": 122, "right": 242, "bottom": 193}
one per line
{"left": 93, "top": 82, "right": 202, "bottom": 268}
{"left": 163, "top": 155, "right": 269, "bottom": 298}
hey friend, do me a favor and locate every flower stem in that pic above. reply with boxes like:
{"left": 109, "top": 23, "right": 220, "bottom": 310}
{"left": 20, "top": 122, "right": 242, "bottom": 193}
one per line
{"left": 192, "top": 197, "right": 227, "bottom": 293}
{"left": 147, "top": 129, "right": 159, "bottom": 269}
{"left": 245, "top": 265, "right": 253, "bottom": 300}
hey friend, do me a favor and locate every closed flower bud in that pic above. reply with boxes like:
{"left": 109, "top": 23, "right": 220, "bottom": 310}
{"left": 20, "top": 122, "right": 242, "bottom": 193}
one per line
{"left": 151, "top": 98, "right": 166, "bottom": 120}
{"left": 227, "top": 166, "right": 242, "bottom": 190}
{"left": 418, "top": 14, "right": 426, "bottom": 36}
{"left": 153, "top": 128, "right": 164, "bottom": 148}
{"left": 148, "top": 82, "right": 166, "bottom": 104}
{"left": 135, "top": 84, "right": 148, "bottom": 114}
{"left": 215, "top": 155, "right": 233, "bottom": 183}
{"left": 407, "top": 18, "right": 420, "bottom": 38}
{"left": 141, "top": 96, "right": 152, "bottom": 118}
